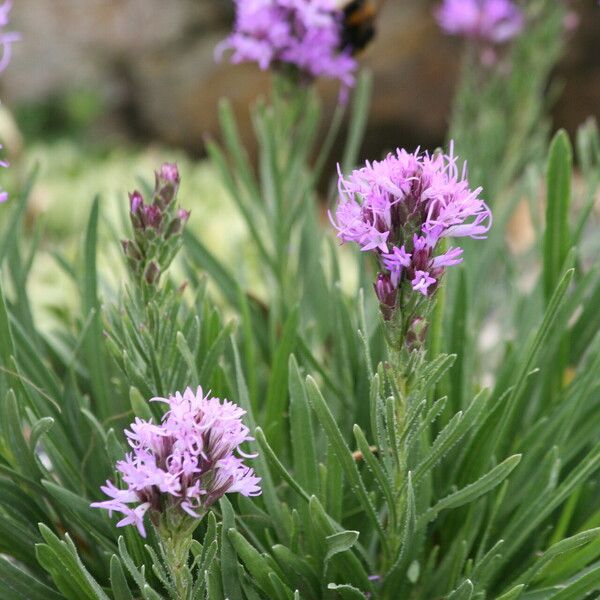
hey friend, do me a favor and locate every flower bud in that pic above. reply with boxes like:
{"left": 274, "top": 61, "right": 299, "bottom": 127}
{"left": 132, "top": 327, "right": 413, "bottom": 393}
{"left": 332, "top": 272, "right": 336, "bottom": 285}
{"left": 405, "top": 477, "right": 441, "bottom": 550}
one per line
{"left": 142, "top": 205, "right": 163, "bottom": 231}
{"left": 406, "top": 317, "right": 429, "bottom": 351}
{"left": 155, "top": 163, "right": 180, "bottom": 208}
{"left": 144, "top": 260, "right": 161, "bottom": 285}
{"left": 374, "top": 273, "right": 397, "bottom": 320}
{"left": 129, "top": 191, "right": 144, "bottom": 214}
{"left": 121, "top": 240, "right": 142, "bottom": 262}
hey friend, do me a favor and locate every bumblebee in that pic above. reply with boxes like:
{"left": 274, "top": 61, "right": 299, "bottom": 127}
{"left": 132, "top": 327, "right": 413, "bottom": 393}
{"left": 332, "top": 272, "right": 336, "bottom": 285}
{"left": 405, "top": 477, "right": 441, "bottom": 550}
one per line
{"left": 339, "top": 0, "right": 378, "bottom": 54}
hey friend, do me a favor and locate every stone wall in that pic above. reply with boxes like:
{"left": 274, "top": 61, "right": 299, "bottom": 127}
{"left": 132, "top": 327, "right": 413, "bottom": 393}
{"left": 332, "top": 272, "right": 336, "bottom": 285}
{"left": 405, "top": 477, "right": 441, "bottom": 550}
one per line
{"left": 3, "top": 0, "right": 599, "bottom": 154}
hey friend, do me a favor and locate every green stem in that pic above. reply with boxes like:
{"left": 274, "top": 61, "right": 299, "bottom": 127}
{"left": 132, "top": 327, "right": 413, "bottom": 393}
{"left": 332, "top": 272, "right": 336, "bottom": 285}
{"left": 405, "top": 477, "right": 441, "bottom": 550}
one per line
{"left": 158, "top": 513, "right": 202, "bottom": 599}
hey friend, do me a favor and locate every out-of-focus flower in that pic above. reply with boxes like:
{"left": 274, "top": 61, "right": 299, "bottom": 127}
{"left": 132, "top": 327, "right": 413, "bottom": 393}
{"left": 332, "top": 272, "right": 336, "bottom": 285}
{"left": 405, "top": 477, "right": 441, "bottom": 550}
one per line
{"left": 91, "top": 386, "right": 261, "bottom": 537}
{"left": 0, "top": 146, "right": 8, "bottom": 203}
{"left": 0, "top": 0, "right": 20, "bottom": 73}
{"left": 331, "top": 145, "right": 491, "bottom": 309}
{"left": 216, "top": 0, "right": 359, "bottom": 96}
{"left": 436, "top": 0, "right": 524, "bottom": 45}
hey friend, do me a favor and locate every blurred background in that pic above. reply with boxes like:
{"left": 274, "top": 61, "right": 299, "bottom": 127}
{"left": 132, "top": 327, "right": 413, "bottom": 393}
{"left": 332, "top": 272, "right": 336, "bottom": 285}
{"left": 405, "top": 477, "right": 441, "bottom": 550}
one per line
{"left": 0, "top": 0, "right": 599, "bottom": 324}
{"left": 3, "top": 0, "right": 599, "bottom": 156}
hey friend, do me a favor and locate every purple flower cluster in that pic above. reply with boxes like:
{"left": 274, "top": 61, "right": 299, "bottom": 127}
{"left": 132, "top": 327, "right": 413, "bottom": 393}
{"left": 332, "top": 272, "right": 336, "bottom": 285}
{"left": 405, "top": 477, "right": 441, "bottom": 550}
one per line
{"left": 332, "top": 145, "right": 491, "bottom": 312}
{"left": 436, "top": 0, "right": 524, "bottom": 44}
{"left": 217, "top": 0, "right": 357, "bottom": 94}
{"left": 91, "top": 387, "right": 261, "bottom": 537}
{"left": 0, "top": 0, "right": 19, "bottom": 73}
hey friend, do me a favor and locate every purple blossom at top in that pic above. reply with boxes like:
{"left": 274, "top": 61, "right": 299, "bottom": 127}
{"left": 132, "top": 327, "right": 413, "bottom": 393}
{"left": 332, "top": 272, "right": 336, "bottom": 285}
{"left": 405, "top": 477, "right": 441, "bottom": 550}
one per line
{"left": 331, "top": 145, "right": 491, "bottom": 306}
{"left": 216, "top": 0, "right": 357, "bottom": 95}
{"left": 436, "top": 0, "right": 524, "bottom": 44}
{"left": 91, "top": 386, "right": 261, "bottom": 537}
{"left": 0, "top": 0, "right": 20, "bottom": 73}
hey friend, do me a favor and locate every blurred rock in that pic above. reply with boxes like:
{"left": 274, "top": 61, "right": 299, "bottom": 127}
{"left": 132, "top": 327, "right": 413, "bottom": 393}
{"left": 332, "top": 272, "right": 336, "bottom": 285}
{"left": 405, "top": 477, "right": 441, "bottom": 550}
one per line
{"left": 2, "top": 0, "right": 599, "bottom": 156}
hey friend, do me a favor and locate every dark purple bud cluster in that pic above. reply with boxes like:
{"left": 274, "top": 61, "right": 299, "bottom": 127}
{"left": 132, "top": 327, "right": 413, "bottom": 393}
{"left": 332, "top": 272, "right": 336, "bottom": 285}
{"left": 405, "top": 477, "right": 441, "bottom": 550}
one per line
{"left": 123, "top": 163, "right": 190, "bottom": 286}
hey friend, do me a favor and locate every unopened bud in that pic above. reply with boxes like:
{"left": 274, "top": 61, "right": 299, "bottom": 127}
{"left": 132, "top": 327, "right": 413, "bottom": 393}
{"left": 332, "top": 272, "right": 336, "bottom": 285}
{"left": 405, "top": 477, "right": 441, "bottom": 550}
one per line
{"left": 406, "top": 317, "right": 428, "bottom": 351}
{"left": 129, "top": 191, "right": 144, "bottom": 214}
{"left": 160, "top": 163, "right": 180, "bottom": 184}
{"left": 144, "top": 261, "right": 161, "bottom": 285}
{"left": 142, "top": 205, "right": 163, "bottom": 230}
{"left": 374, "top": 273, "right": 396, "bottom": 320}
{"left": 155, "top": 162, "right": 180, "bottom": 208}
{"left": 121, "top": 239, "right": 142, "bottom": 261}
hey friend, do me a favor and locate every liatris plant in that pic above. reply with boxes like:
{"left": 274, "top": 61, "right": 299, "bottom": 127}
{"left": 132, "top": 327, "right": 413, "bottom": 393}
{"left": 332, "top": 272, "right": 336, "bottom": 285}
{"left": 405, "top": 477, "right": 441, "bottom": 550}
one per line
{"left": 3, "top": 3, "right": 600, "bottom": 600}
{"left": 217, "top": 0, "right": 362, "bottom": 98}
{"left": 332, "top": 145, "right": 491, "bottom": 349}
{"left": 92, "top": 386, "right": 260, "bottom": 597}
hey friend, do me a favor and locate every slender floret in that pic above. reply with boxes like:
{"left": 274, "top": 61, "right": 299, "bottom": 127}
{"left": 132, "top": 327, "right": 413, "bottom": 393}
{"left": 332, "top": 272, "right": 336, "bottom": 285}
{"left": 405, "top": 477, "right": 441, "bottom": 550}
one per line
{"left": 332, "top": 145, "right": 491, "bottom": 312}
{"left": 436, "top": 0, "right": 524, "bottom": 44}
{"left": 0, "top": 0, "right": 19, "bottom": 73}
{"left": 91, "top": 387, "right": 261, "bottom": 537}
{"left": 216, "top": 0, "right": 358, "bottom": 95}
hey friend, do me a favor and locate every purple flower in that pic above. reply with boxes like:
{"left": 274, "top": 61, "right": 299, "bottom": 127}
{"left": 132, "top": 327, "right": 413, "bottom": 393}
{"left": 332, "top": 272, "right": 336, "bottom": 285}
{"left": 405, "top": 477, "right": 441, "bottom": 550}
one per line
{"left": 0, "top": 1, "right": 20, "bottom": 73}
{"left": 436, "top": 0, "right": 524, "bottom": 44}
{"left": 91, "top": 387, "right": 261, "bottom": 537}
{"left": 0, "top": 146, "right": 8, "bottom": 203}
{"left": 331, "top": 145, "right": 491, "bottom": 301}
{"left": 216, "top": 0, "right": 358, "bottom": 96}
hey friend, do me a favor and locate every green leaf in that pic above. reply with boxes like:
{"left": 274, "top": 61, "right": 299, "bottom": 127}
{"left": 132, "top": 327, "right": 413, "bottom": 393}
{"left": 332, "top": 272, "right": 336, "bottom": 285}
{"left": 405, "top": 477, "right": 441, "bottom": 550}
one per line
{"left": 0, "top": 555, "right": 63, "bottom": 600}
{"left": 28, "top": 417, "right": 54, "bottom": 453}
{"left": 264, "top": 307, "right": 299, "bottom": 452}
{"left": 543, "top": 130, "right": 572, "bottom": 304}
{"left": 198, "top": 320, "right": 235, "bottom": 386}
{"left": 289, "top": 355, "right": 319, "bottom": 496}
{"left": 502, "top": 439, "right": 600, "bottom": 564}
{"left": 0, "top": 166, "right": 38, "bottom": 266}
{"left": 305, "top": 376, "right": 386, "bottom": 545}
{"left": 118, "top": 536, "right": 146, "bottom": 591}
{"left": 41, "top": 480, "right": 115, "bottom": 543}
{"left": 548, "top": 564, "right": 600, "bottom": 600}
{"left": 271, "top": 544, "right": 320, "bottom": 600}
{"left": 227, "top": 529, "right": 283, "bottom": 598}
{"left": 447, "top": 579, "right": 474, "bottom": 600}
{"left": 230, "top": 337, "right": 285, "bottom": 536}
{"left": 219, "top": 497, "right": 243, "bottom": 600}
{"left": 419, "top": 455, "right": 521, "bottom": 526}
{"left": 325, "top": 531, "right": 360, "bottom": 563}
{"left": 81, "top": 198, "right": 111, "bottom": 418}
{"left": 327, "top": 583, "right": 368, "bottom": 599}
{"left": 384, "top": 472, "right": 416, "bottom": 593}
{"left": 37, "top": 523, "right": 111, "bottom": 600}
{"left": 110, "top": 555, "right": 135, "bottom": 600}
{"left": 353, "top": 424, "right": 396, "bottom": 530}
{"left": 341, "top": 70, "right": 373, "bottom": 173}
{"left": 0, "top": 275, "right": 17, "bottom": 395}
{"left": 515, "top": 529, "right": 600, "bottom": 587}
{"left": 255, "top": 426, "right": 310, "bottom": 503}
{"left": 130, "top": 386, "right": 153, "bottom": 420}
